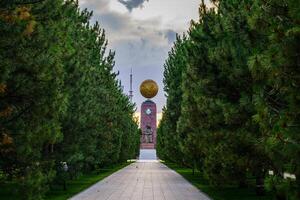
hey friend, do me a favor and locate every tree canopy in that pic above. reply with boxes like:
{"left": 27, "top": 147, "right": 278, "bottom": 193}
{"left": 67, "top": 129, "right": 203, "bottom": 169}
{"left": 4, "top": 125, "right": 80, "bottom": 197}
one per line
{"left": 157, "top": 0, "right": 300, "bottom": 199}
{"left": 0, "top": 1, "right": 140, "bottom": 199}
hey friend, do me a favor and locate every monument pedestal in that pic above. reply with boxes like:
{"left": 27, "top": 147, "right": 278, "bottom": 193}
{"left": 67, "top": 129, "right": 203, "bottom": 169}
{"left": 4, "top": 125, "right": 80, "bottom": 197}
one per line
{"left": 140, "top": 143, "right": 155, "bottom": 149}
{"left": 140, "top": 100, "right": 157, "bottom": 149}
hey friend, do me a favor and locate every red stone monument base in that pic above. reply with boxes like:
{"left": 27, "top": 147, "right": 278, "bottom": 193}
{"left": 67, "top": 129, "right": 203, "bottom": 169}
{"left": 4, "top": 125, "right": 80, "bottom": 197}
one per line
{"left": 140, "top": 143, "right": 155, "bottom": 149}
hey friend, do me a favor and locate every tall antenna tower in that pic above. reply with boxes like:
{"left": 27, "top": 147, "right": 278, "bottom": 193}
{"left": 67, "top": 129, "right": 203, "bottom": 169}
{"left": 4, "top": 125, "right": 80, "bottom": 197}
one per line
{"left": 129, "top": 68, "right": 133, "bottom": 102}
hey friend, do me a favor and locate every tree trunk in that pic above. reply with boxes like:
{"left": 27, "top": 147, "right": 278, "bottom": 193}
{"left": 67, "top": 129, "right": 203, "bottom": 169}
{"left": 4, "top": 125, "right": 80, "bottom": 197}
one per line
{"left": 192, "top": 160, "right": 196, "bottom": 175}
{"left": 295, "top": 171, "right": 300, "bottom": 200}
{"left": 63, "top": 180, "right": 66, "bottom": 191}
{"left": 238, "top": 179, "right": 247, "bottom": 188}
{"left": 255, "top": 171, "right": 265, "bottom": 196}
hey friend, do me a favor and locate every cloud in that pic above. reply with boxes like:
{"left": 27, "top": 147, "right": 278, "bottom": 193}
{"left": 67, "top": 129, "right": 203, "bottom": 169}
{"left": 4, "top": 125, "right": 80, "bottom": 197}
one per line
{"left": 89, "top": 7, "right": 175, "bottom": 49}
{"left": 80, "top": 0, "right": 110, "bottom": 13}
{"left": 99, "top": 12, "right": 130, "bottom": 31}
{"left": 118, "top": 0, "right": 149, "bottom": 12}
{"left": 165, "top": 29, "right": 177, "bottom": 44}
{"left": 78, "top": 0, "right": 201, "bottom": 112}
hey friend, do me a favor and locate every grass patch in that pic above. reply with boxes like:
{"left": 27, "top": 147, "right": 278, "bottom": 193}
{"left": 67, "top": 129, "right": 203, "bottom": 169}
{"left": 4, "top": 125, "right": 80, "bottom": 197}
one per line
{"left": 0, "top": 181, "right": 20, "bottom": 200}
{"left": 0, "top": 162, "right": 131, "bottom": 200}
{"left": 163, "top": 161, "right": 273, "bottom": 200}
{"left": 45, "top": 162, "right": 131, "bottom": 200}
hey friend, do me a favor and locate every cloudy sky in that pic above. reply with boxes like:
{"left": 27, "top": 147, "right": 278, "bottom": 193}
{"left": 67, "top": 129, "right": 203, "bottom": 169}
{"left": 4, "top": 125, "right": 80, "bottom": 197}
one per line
{"left": 79, "top": 0, "right": 207, "bottom": 113}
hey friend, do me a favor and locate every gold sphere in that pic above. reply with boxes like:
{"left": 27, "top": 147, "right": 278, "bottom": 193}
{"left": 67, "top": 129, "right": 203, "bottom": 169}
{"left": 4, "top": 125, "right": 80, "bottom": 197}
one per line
{"left": 140, "top": 79, "right": 159, "bottom": 99}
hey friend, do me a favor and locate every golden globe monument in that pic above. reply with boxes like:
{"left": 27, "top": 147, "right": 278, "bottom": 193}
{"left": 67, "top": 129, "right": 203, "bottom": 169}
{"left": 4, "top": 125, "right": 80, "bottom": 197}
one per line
{"left": 140, "top": 80, "right": 158, "bottom": 149}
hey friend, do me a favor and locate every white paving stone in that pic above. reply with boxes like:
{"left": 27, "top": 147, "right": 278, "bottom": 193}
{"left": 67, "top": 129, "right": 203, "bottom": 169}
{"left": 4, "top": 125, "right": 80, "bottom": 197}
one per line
{"left": 70, "top": 161, "right": 211, "bottom": 200}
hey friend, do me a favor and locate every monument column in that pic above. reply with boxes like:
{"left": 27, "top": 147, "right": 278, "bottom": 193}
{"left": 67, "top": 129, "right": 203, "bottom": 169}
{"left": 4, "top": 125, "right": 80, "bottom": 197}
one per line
{"left": 139, "top": 80, "right": 159, "bottom": 149}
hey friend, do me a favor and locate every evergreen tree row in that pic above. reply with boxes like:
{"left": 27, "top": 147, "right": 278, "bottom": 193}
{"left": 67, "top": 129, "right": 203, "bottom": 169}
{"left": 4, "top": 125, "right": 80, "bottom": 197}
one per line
{"left": 157, "top": 0, "right": 299, "bottom": 199}
{"left": 0, "top": 0, "right": 140, "bottom": 199}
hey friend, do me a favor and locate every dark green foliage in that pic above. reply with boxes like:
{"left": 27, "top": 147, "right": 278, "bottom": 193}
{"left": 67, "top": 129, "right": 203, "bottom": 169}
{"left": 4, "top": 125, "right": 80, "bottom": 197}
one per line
{"left": 157, "top": 35, "right": 188, "bottom": 164}
{"left": 0, "top": 1, "right": 139, "bottom": 199}
{"left": 158, "top": 0, "right": 299, "bottom": 199}
{"left": 248, "top": 0, "right": 300, "bottom": 198}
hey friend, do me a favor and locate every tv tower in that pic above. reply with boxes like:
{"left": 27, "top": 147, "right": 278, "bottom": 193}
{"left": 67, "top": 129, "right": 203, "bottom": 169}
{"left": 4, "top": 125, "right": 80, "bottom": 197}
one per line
{"left": 129, "top": 68, "right": 133, "bottom": 102}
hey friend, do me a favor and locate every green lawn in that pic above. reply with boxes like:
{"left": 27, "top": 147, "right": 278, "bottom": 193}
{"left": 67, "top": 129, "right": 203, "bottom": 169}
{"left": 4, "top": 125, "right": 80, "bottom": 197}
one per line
{"left": 0, "top": 181, "right": 19, "bottom": 200}
{"left": 163, "top": 161, "right": 273, "bottom": 200}
{"left": 0, "top": 162, "right": 131, "bottom": 200}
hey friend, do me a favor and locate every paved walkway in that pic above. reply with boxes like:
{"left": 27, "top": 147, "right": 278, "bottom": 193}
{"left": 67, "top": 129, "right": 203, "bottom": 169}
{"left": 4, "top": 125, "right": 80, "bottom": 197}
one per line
{"left": 139, "top": 149, "right": 157, "bottom": 160}
{"left": 71, "top": 151, "right": 210, "bottom": 200}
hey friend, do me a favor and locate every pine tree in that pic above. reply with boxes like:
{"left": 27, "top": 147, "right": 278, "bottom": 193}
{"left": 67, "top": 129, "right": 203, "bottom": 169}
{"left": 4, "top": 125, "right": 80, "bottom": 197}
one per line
{"left": 0, "top": 1, "right": 67, "bottom": 198}
{"left": 248, "top": 0, "right": 300, "bottom": 198}
{"left": 157, "top": 35, "right": 188, "bottom": 164}
{"left": 159, "top": 0, "right": 299, "bottom": 198}
{"left": 0, "top": 1, "right": 140, "bottom": 199}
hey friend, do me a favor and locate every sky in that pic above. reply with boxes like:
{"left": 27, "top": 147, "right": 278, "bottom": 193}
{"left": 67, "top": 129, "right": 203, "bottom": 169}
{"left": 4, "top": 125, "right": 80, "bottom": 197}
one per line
{"left": 78, "top": 0, "right": 207, "bottom": 114}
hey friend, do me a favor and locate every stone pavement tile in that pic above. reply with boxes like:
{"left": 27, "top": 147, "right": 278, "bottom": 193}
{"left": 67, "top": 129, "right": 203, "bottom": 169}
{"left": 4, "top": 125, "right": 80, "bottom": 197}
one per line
{"left": 70, "top": 161, "right": 211, "bottom": 200}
